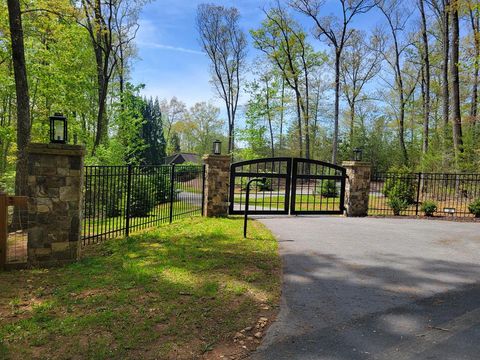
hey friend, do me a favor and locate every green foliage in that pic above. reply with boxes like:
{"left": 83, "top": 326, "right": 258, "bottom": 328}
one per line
{"left": 316, "top": 179, "right": 338, "bottom": 198}
{"left": 170, "top": 133, "right": 181, "bottom": 153}
{"left": 383, "top": 167, "right": 416, "bottom": 205}
{"left": 175, "top": 165, "right": 199, "bottom": 182}
{"left": 388, "top": 196, "right": 409, "bottom": 216}
{"left": 129, "top": 178, "right": 156, "bottom": 218}
{"left": 421, "top": 201, "right": 437, "bottom": 216}
{"left": 468, "top": 199, "right": 480, "bottom": 218}
{"left": 0, "top": 217, "right": 280, "bottom": 359}
{"left": 140, "top": 98, "right": 166, "bottom": 165}
{"left": 239, "top": 176, "right": 273, "bottom": 192}
{"left": 0, "top": 170, "right": 15, "bottom": 193}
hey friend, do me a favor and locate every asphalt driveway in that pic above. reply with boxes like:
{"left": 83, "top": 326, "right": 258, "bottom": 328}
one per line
{"left": 250, "top": 217, "right": 480, "bottom": 360}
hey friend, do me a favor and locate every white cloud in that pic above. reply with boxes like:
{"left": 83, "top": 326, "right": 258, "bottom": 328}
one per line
{"left": 138, "top": 41, "right": 204, "bottom": 55}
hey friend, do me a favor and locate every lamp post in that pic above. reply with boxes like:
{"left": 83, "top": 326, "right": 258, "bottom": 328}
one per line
{"left": 353, "top": 148, "right": 363, "bottom": 162}
{"left": 49, "top": 113, "right": 67, "bottom": 144}
{"left": 212, "top": 139, "right": 221, "bottom": 155}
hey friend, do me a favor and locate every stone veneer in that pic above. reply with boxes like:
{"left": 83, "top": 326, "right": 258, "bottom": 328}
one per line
{"left": 342, "top": 161, "right": 372, "bottom": 217}
{"left": 27, "top": 143, "right": 85, "bottom": 266}
{"left": 203, "top": 154, "right": 231, "bottom": 217}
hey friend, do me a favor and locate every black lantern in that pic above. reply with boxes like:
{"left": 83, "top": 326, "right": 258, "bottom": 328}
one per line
{"left": 353, "top": 148, "right": 363, "bottom": 161}
{"left": 49, "top": 113, "right": 67, "bottom": 144}
{"left": 213, "top": 139, "right": 221, "bottom": 155}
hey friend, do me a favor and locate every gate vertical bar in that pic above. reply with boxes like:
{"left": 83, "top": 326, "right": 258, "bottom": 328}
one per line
{"left": 415, "top": 172, "right": 422, "bottom": 216}
{"left": 289, "top": 159, "right": 297, "bottom": 214}
{"left": 228, "top": 163, "right": 236, "bottom": 215}
{"left": 169, "top": 164, "right": 175, "bottom": 223}
{"left": 125, "top": 164, "right": 132, "bottom": 237}
{"left": 339, "top": 169, "right": 346, "bottom": 213}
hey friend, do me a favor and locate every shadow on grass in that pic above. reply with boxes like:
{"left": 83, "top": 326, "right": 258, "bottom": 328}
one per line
{"left": 0, "top": 217, "right": 280, "bottom": 359}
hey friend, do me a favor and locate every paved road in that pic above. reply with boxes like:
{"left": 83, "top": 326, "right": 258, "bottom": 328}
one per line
{"left": 250, "top": 217, "right": 480, "bottom": 360}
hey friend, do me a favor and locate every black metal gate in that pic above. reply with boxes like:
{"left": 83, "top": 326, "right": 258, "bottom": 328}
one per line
{"left": 229, "top": 157, "right": 346, "bottom": 215}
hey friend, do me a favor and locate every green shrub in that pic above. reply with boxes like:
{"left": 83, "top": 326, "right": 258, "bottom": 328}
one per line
{"left": 388, "top": 196, "right": 409, "bottom": 216}
{"left": 175, "top": 164, "right": 199, "bottom": 182}
{"left": 316, "top": 179, "right": 338, "bottom": 198}
{"left": 257, "top": 177, "right": 273, "bottom": 191}
{"left": 468, "top": 198, "right": 480, "bottom": 218}
{"left": 129, "top": 179, "right": 156, "bottom": 217}
{"left": 383, "top": 176, "right": 416, "bottom": 205}
{"left": 421, "top": 200, "right": 437, "bottom": 216}
{"left": 105, "top": 196, "right": 123, "bottom": 218}
{"left": 240, "top": 176, "right": 273, "bottom": 192}
{"left": 129, "top": 174, "right": 174, "bottom": 217}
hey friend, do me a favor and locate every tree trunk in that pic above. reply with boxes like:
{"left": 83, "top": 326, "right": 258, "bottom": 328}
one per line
{"left": 350, "top": 100, "right": 355, "bottom": 145}
{"left": 279, "top": 78, "right": 285, "bottom": 153}
{"left": 7, "top": 0, "right": 31, "bottom": 200}
{"left": 470, "top": 7, "right": 479, "bottom": 126}
{"left": 441, "top": 0, "right": 450, "bottom": 166}
{"left": 264, "top": 78, "right": 275, "bottom": 158}
{"left": 332, "top": 52, "right": 340, "bottom": 164}
{"left": 450, "top": 3, "right": 463, "bottom": 164}
{"left": 419, "top": 0, "right": 430, "bottom": 155}
{"left": 399, "top": 96, "right": 408, "bottom": 164}
{"left": 294, "top": 91, "right": 303, "bottom": 158}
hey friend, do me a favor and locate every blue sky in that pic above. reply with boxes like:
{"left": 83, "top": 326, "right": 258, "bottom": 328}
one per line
{"left": 131, "top": 0, "right": 384, "bottom": 108}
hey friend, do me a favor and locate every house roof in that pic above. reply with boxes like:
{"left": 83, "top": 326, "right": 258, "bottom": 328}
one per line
{"left": 164, "top": 153, "right": 201, "bottom": 164}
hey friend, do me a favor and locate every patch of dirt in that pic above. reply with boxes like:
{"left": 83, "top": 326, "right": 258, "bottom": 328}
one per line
{"left": 203, "top": 304, "right": 279, "bottom": 360}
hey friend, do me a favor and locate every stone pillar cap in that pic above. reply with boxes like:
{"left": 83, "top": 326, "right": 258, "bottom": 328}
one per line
{"left": 341, "top": 161, "right": 371, "bottom": 167}
{"left": 26, "top": 143, "right": 85, "bottom": 156}
{"left": 202, "top": 154, "right": 231, "bottom": 160}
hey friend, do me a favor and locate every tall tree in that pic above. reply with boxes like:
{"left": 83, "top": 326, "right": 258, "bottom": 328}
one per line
{"left": 141, "top": 98, "right": 166, "bottom": 165}
{"left": 449, "top": 0, "right": 463, "bottom": 162}
{"left": 78, "top": 0, "right": 142, "bottom": 150}
{"left": 469, "top": 2, "right": 479, "bottom": 124}
{"left": 376, "top": 0, "right": 417, "bottom": 164}
{"left": 290, "top": 0, "right": 374, "bottom": 164}
{"left": 196, "top": 4, "right": 247, "bottom": 154}
{"left": 7, "top": 0, "right": 30, "bottom": 197}
{"left": 160, "top": 97, "right": 187, "bottom": 153}
{"left": 419, "top": 0, "right": 431, "bottom": 154}
{"left": 188, "top": 102, "right": 224, "bottom": 156}
{"left": 428, "top": 0, "right": 451, "bottom": 157}
{"left": 251, "top": 6, "right": 321, "bottom": 158}
{"left": 341, "top": 30, "right": 380, "bottom": 144}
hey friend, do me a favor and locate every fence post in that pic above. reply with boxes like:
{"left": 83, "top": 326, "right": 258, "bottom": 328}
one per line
{"left": 169, "top": 164, "right": 175, "bottom": 223}
{"left": 202, "top": 155, "right": 231, "bottom": 217}
{"left": 0, "top": 192, "right": 7, "bottom": 269}
{"left": 201, "top": 164, "right": 206, "bottom": 216}
{"left": 27, "top": 143, "right": 85, "bottom": 266}
{"left": 415, "top": 172, "right": 422, "bottom": 216}
{"left": 341, "top": 161, "right": 372, "bottom": 217}
{"left": 125, "top": 164, "right": 132, "bottom": 237}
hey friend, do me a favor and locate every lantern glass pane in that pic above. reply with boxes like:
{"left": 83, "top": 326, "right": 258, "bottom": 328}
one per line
{"left": 54, "top": 120, "right": 64, "bottom": 141}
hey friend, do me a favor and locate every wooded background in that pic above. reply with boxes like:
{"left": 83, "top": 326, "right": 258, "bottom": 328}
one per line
{"left": 1, "top": 0, "right": 479, "bottom": 196}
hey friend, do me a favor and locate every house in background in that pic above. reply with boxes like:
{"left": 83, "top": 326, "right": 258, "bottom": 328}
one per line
{"left": 164, "top": 153, "right": 201, "bottom": 165}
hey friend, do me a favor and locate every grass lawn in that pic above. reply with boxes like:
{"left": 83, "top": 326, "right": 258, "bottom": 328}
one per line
{"left": 0, "top": 217, "right": 281, "bottom": 359}
{"left": 83, "top": 201, "right": 201, "bottom": 237}
{"left": 234, "top": 194, "right": 341, "bottom": 211}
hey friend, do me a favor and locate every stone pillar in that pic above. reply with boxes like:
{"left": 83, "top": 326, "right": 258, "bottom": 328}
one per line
{"left": 342, "top": 161, "right": 372, "bottom": 217}
{"left": 203, "top": 154, "right": 231, "bottom": 217}
{"left": 27, "top": 143, "right": 85, "bottom": 266}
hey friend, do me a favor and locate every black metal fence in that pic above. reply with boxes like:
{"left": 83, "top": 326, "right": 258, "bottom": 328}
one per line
{"left": 82, "top": 164, "right": 205, "bottom": 245}
{"left": 369, "top": 172, "right": 480, "bottom": 218}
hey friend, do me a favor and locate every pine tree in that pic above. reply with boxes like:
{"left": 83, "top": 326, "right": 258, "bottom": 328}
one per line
{"left": 140, "top": 98, "right": 166, "bottom": 165}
